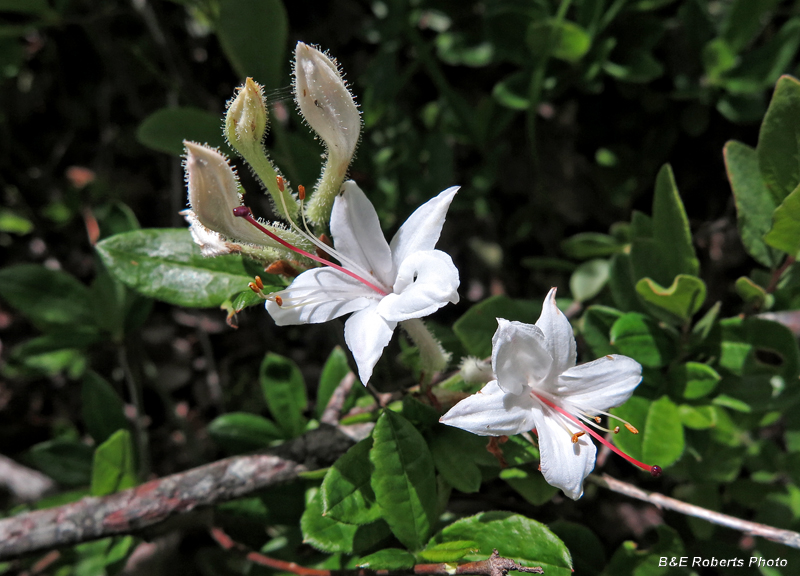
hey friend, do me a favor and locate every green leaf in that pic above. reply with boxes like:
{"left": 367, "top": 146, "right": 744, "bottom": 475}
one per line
{"left": 316, "top": 346, "right": 353, "bottom": 418}
{"left": 492, "top": 71, "right": 530, "bottom": 110}
{"left": 692, "top": 301, "right": 720, "bottom": 342}
{"left": 669, "top": 362, "right": 721, "bottom": 399}
{"left": 724, "top": 140, "right": 781, "bottom": 267}
{"left": 735, "top": 276, "right": 772, "bottom": 308}
{"left": 721, "top": 0, "right": 782, "bottom": 52}
{"left": 26, "top": 439, "right": 94, "bottom": 487}
{"left": 0, "top": 209, "right": 33, "bottom": 234}
{"left": 561, "top": 232, "right": 623, "bottom": 260}
{"left": 703, "top": 38, "right": 737, "bottom": 81}
{"left": 429, "top": 426, "right": 486, "bottom": 494}
{"left": 608, "top": 252, "right": 645, "bottom": 313}
{"left": 570, "top": 259, "right": 610, "bottom": 302}
{"left": 259, "top": 353, "right": 307, "bottom": 438}
{"left": 758, "top": 75, "right": 800, "bottom": 203}
{"left": 630, "top": 164, "right": 699, "bottom": 286}
{"left": 0, "top": 0, "right": 51, "bottom": 14}
{"left": 678, "top": 404, "right": 718, "bottom": 429}
{"left": 611, "top": 396, "right": 685, "bottom": 469}
{"left": 91, "top": 430, "right": 137, "bottom": 497}
{"left": 207, "top": 412, "right": 283, "bottom": 453}
{"left": 580, "top": 305, "right": 624, "bottom": 357}
{"left": 610, "top": 313, "right": 676, "bottom": 368}
{"left": 96, "top": 229, "right": 255, "bottom": 308}
{"left": 217, "top": 0, "right": 287, "bottom": 89}
{"left": 428, "top": 512, "right": 572, "bottom": 575}
{"left": 765, "top": 183, "right": 800, "bottom": 255}
{"left": 356, "top": 549, "right": 416, "bottom": 570}
{"left": 370, "top": 410, "right": 437, "bottom": 550}
{"left": 136, "top": 107, "right": 229, "bottom": 156}
{"left": 453, "top": 296, "right": 542, "bottom": 358}
{"left": 300, "top": 488, "right": 390, "bottom": 554}
{"left": 82, "top": 371, "right": 128, "bottom": 445}
{"left": 549, "top": 522, "right": 605, "bottom": 576}
{"left": 419, "top": 540, "right": 480, "bottom": 563}
{"left": 500, "top": 466, "right": 559, "bottom": 505}
{"left": 635, "top": 275, "right": 706, "bottom": 324}
{"left": 322, "top": 438, "right": 381, "bottom": 525}
{"left": 0, "top": 264, "right": 95, "bottom": 331}
{"left": 528, "top": 19, "right": 591, "bottom": 63}
{"left": 603, "top": 525, "right": 684, "bottom": 576}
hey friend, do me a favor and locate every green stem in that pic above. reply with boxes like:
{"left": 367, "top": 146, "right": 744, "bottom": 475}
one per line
{"left": 118, "top": 344, "right": 150, "bottom": 479}
{"left": 242, "top": 148, "right": 299, "bottom": 222}
{"left": 401, "top": 318, "right": 451, "bottom": 391}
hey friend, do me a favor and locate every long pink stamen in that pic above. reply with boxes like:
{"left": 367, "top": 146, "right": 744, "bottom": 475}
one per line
{"left": 532, "top": 391, "right": 662, "bottom": 477}
{"left": 233, "top": 207, "right": 388, "bottom": 296}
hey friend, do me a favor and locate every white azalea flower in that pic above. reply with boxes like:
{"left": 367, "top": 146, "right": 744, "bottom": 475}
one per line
{"left": 257, "top": 181, "right": 460, "bottom": 384}
{"left": 440, "top": 288, "right": 660, "bottom": 500}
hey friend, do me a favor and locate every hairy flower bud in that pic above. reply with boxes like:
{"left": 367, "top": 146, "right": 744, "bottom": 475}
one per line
{"left": 225, "top": 78, "right": 268, "bottom": 157}
{"left": 294, "top": 42, "right": 360, "bottom": 161}
{"left": 183, "top": 141, "right": 266, "bottom": 247}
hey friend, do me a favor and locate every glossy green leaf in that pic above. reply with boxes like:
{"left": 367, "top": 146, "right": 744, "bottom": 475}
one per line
{"left": 735, "top": 276, "right": 771, "bottom": 308}
{"left": 765, "top": 183, "right": 800, "bottom": 255}
{"left": 719, "top": 316, "right": 800, "bottom": 384}
{"left": 670, "top": 362, "right": 720, "bottom": 399}
{"left": 630, "top": 164, "right": 699, "bottom": 286}
{"left": 429, "top": 426, "right": 485, "bottom": 494}
{"left": 260, "top": 353, "right": 307, "bottom": 438}
{"left": 419, "top": 540, "right": 480, "bottom": 563}
{"left": 453, "top": 296, "right": 541, "bottom": 358}
{"left": 548, "top": 521, "right": 605, "bottom": 576}
{"left": 500, "top": 466, "right": 558, "bottom": 505}
{"left": 26, "top": 439, "right": 94, "bottom": 487}
{"left": 561, "top": 232, "right": 623, "bottom": 260}
{"left": 300, "top": 488, "right": 390, "bottom": 553}
{"left": 136, "top": 107, "right": 228, "bottom": 156}
{"left": 570, "top": 259, "right": 610, "bottom": 302}
{"left": 370, "top": 410, "right": 437, "bottom": 550}
{"left": 678, "top": 404, "right": 718, "bottom": 429}
{"left": 82, "top": 371, "right": 128, "bottom": 445}
{"left": 428, "top": 512, "right": 572, "bottom": 575}
{"left": 91, "top": 430, "right": 137, "bottom": 497}
{"left": 528, "top": 19, "right": 591, "bottom": 63}
{"left": 611, "top": 396, "right": 685, "bottom": 468}
{"left": 758, "top": 75, "right": 800, "bottom": 203}
{"left": 96, "top": 229, "right": 254, "bottom": 308}
{"left": 316, "top": 346, "right": 353, "bottom": 418}
{"left": 580, "top": 305, "right": 624, "bottom": 357}
{"left": 608, "top": 252, "right": 645, "bottom": 313}
{"left": 356, "top": 549, "right": 416, "bottom": 570}
{"left": 610, "top": 313, "right": 676, "bottom": 368}
{"left": 692, "top": 301, "right": 721, "bottom": 342}
{"left": 723, "top": 140, "right": 781, "bottom": 267}
{"left": 635, "top": 275, "right": 706, "bottom": 324}
{"left": 322, "top": 438, "right": 381, "bottom": 525}
{"left": 217, "top": 0, "right": 287, "bottom": 89}
{"left": 207, "top": 412, "right": 283, "bottom": 453}
{"left": 0, "top": 264, "right": 95, "bottom": 331}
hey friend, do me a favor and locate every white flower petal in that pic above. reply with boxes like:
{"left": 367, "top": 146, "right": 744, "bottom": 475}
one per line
{"left": 389, "top": 186, "right": 459, "bottom": 270}
{"left": 535, "top": 287, "right": 577, "bottom": 377}
{"left": 344, "top": 305, "right": 397, "bottom": 384}
{"left": 330, "top": 181, "right": 394, "bottom": 286}
{"left": 439, "top": 381, "right": 539, "bottom": 436}
{"left": 375, "top": 250, "right": 459, "bottom": 322}
{"left": 491, "top": 319, "right": 552, "bottom": 395}
{"left": 532, "top": 408, "right": 596, "bottom": 500}
{"left": 558, "top": 355, "right": 642, "bottom": 413}
{"left": 266, "top": 267, "right": 374, "bottom": 325}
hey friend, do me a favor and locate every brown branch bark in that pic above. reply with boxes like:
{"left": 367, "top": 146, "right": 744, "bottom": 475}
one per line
{"left": 211, "top": 528, "right": 543, "bottom": 576}
{"left": 589, "top": 473, "right": 800, "bottom": 549}
{"left": 0, "top": 425, "right": 356, "bottom": 561}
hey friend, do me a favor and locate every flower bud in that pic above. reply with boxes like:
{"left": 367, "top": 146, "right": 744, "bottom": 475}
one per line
{"left": 294, "top": 42, "right": 361, "bottom": 161}
{"left": 225, "top": 78, "right": 268, "bottom": 157}
{"left": 183, "top": 141, "right": 266, "bottom": 247}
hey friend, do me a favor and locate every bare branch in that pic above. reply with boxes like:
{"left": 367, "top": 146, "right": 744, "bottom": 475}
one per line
{"left": 0, "top": 425, "right": 356, "bottom": 561}
{"left": 589, "top": 473, "right": 800, "bottom": 549}
{"left": 0, "top": 454, "right": 56, "bottom": 503}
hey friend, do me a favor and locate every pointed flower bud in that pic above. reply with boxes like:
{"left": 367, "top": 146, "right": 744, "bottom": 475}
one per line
{"left": 294, "top": 42, "right": 361, "bottom": 224}
{"left": 225, "top": 77, "right": 268, "bottom": 157}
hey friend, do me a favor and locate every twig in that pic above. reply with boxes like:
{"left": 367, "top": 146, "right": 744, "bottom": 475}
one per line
{"left": 0, "top": 426, "right": 356, "bottom": 561}
{"left": 589, "top": 473, "right": 800, "bottom": 549}
{"left": 211, "top": 528, "right": 543, "bottom": 576}
{"left": 320, "top": 372, "right": 356, "bottom": 425}
{"left": 766, "top": 256, "right": 796, "bottom": 294}
{"left": 0, "top": 454, "right": 56, "bottom": 503}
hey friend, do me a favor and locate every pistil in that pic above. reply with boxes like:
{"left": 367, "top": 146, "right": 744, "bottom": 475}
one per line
{"left": 232, "top": 206, "right": 388, "bottom": 296}
{"left": 532, "top": 391, "right": 662, "bottom": 477}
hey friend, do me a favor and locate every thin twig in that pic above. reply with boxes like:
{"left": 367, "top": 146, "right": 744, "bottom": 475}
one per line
{"left": 211, "top": 528, "right": 543, "bottom": 576}
{"left": 118, "top": 344, "right": 151, "bottom": 479}
{"left": 766, "top": 256, "right": 796, "bottom": 294}
{"left": 589, "top": 473, "right": 800, "bottom": 549}
{"left": 320, "top": 372, "right": 356, "bottom": 425}
{"left": 0, "top": 426, "right": 356, "bottom": 561}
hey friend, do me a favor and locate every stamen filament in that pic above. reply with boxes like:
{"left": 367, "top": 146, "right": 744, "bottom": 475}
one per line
{"left": 532, "top": 391, "right": 660, "bottom": 476}
{"left": 233, "top": 207, "right": 388, "bottom": 296}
